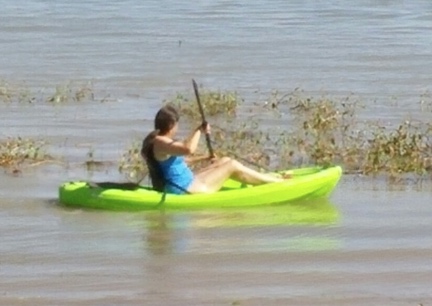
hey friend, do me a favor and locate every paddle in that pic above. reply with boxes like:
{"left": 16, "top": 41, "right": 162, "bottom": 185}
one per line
{"left": 192, "top": 79, "right": 215, "bottom": 158}
{"left": 191, "top": 79, "right": 276, "bottom": 173}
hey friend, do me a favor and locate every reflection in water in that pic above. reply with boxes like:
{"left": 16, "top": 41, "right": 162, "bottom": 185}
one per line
{"left": 144, "top": 210, "right": 175, "bottom": 256}
{"left": 191, "top": 198, "right": 339, "bottom": 228}
{"left": 142, "top": 198, "right": 341, "bottom": 255}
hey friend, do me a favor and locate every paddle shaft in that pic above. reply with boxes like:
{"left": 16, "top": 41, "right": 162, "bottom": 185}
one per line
{"left": 192, "top": 79, "right": 272, "bottom": 172}
{"left": 192, "top": 79, "right": 215, "bottom": 157}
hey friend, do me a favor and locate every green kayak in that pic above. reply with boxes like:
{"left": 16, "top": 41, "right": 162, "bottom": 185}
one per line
{"left": 58, "top": 166, "right": 342, "bottom": 211}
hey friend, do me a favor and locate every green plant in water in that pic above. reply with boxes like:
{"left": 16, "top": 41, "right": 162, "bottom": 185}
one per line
{"left": 0, "top": 80, "right": 13, "bottom": 103}
{"left": 120, "top": 88, "right": 431, "bottom": 182}
{"left": 0, "top": 81, "right": 36, "bottom": 103}
{"left": 0, "top": 80, "right": 110, "bottom": 104}
{"left": 84, "top": 147, "right": 107, "bottom": 172}
{"left": 263, "top": 89, "right": 431, "bottom": 180}
{"left": 47, "top": 82, "right": 94, "bottom": 103}
{"left": 164, "top": 87, "right": 243, "bottom": 119}
{"left": 277, "top": 92, "right": 362, "bottom": 169}
{"left": 364, "top": 121, "right": 431, "bottom": 177}
{"left": 0, "top": 137, "right": 50, "bottom": 169}
{"left": 212, "top": 120, "right": 273, "bottom": 170}
{"left": 118, "top": 140, "right": 147, "bottom": 183}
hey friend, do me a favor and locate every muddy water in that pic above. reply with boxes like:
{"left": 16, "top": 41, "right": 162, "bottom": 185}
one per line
{"left": 1, "top": 179, "right": 432, "bottom": 305}
{"left": 1, "top": 0, "right": 432, "bottom": 305}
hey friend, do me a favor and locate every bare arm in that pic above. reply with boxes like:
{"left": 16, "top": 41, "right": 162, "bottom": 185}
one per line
{"left": 153, "top": 126, "right": 203, "bottom": 158}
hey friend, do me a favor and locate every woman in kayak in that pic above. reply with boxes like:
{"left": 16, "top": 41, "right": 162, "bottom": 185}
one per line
{"left": 141, "top": 105, "right": 285, "bottom": 194}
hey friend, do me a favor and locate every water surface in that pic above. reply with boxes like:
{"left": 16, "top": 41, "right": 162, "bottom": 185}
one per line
{"left": 1, "top": 1, "right": 432, "bottom": 305}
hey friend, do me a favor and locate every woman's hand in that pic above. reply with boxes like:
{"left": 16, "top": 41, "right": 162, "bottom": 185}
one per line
{"left": 198, "top": 122, "right": 211, "bottom": 134}
{"left": 209, "top": 154, "right": 218, "bottom": 163}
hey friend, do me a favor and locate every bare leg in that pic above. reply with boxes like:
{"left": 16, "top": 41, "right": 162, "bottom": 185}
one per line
{"left": 188, "top": 157, "right": 284, "bottom": 194}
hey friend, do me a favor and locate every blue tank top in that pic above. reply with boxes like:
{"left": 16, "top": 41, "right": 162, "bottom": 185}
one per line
{"left": 158, "top": 156, "right": 194, "bottom": 194}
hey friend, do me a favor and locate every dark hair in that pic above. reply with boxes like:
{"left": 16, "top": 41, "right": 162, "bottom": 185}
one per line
{"left": 141, "top": 105, "right": 180, "bottom": 191}
{"left": 141, "top": 130, "right": 165, "bottom": 192}
{"left": 154, "top": 105, "right": 179, "bottom": 135}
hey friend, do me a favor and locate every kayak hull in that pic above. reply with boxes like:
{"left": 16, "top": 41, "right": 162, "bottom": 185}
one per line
{"left": 58, "top": 166, "right": 342, "bottom": 211}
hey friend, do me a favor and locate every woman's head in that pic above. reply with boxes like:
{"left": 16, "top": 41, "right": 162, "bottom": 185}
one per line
{"left": 154, "top": 105, "right": 180, "bottom": 135}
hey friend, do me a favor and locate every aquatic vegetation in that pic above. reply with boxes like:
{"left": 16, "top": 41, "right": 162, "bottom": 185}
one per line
{"left": 83, "top": 147, "right": 112, "bottom": 172}
{"left": 364, "top": 121, "right": 432, "bottom": 177}
{"left": 4, "top": 82, "right": 427, "bottom": 182}
{"left": 0, "top": 81, "right": 15, "bottom": 103}
{"left": 118, "top": 140, "right": 147, "bottom": 183}
{"left": 211, "top": 121, "right": 273, "bottom": 170}
{"left": 46, "top": 82, "right": 94, "bottom": 103}
{"left": 164, "top": 87, "right": 242, "bottom": 118}
{"left": 0, "top": 137, "right": 51, "bottom": 170}
{"left": 282, "top": 92, "right": 368, "bottom": 170}
{"left": 267, "top": 90, "right": 431, "bottom": 179}
{"left": 118, "top": 88, "right": 432, "bottom": 182}
{"left": 0, "top": 80, "right": 102, "bottom": 104}
{"left": 0, "top": 80, "right": 37, "bottom": 103}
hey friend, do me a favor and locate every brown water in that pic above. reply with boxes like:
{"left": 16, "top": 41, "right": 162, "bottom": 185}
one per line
{"left": 1, "top": 0, "right": 432, "bottom": 305}
{"left": 1, "top": 177, "right": 432, "bottom": 305}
